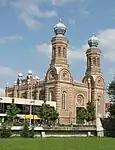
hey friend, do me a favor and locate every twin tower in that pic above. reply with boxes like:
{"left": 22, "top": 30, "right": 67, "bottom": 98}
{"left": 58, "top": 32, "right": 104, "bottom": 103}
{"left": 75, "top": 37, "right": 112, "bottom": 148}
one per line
{"left": 45, "top": 19, "right": 105, "bottom": 124}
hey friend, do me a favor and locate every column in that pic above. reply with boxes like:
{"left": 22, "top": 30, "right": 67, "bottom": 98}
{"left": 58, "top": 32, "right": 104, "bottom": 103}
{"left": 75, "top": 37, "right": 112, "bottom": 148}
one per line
{"left": 5, "top": 88, "right": 8, "bottom": 97}
{"left": 36, "top": 88, "right": 39, "bottom": 100}
{"left": 26, "top": 85, "right": 30, "bottom": 99}
{"left": 45, "top": 86, "right": 49, "bottom": 102}
{"left": 88, "top": 78, "right": 91, "bottom": 102}
{"left": 55, "top": 82, "right": 60, "bottom": 113}
{"left": 13, "top": 86, "right": 17, "bottom": 98}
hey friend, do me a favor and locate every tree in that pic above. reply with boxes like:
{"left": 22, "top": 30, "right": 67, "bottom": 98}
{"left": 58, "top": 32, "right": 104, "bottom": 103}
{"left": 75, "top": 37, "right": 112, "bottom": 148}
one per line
{"left": 107, "top": 76, "right": 115, "bottom": 118}
{"left": 6, "top": 99, "right": 21, "bottom": 125}
{"left": 86, "top": 101, "right": 96, "bottom": 123}
{"left": 108, "top": 103, "right": 115, "bottom": 119}
{"left": 37, "top": 103, "right": 59, "bottom": 125}
{"left": 76, "top": 107, "right": 86, "bottom": 124}
{"left": 107, "top": 76, "right": 115, "bottom": 102}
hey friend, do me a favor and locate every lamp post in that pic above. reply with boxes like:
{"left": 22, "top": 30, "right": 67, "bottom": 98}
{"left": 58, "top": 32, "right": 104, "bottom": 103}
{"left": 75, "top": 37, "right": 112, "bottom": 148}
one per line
{"left": 27, "top": 71, "right": 40, "bottom": 127}
{"left": 0, "top": 97, "right": 4, "bottom": 123}
{"left": 5, "top": 82, "right": 9, "bottom": 97}
{"left": 17, "top": 73, "right": 23, "bottom": 98}
{"left": 27, "top": 70, "right": 33, "bottom": 127}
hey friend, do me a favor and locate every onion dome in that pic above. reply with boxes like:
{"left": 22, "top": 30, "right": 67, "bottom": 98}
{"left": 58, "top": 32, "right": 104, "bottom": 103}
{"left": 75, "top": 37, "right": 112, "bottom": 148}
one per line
{"left": 88, "top": 33, "right": 99, "bottom": 48}
{"left": 18, "top": 73, "right": 23, "bottom": 78}
{"left": 28, "top": 70, "right": 32, "bottom": 76}
{"left": 54, "top": 19, "right": 66, "bottom": 35}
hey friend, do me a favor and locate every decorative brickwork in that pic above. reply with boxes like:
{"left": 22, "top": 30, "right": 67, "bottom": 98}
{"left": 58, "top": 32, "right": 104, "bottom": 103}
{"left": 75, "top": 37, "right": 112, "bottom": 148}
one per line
{"left": 5, "top": 21, "right": 105, "bottom": 125}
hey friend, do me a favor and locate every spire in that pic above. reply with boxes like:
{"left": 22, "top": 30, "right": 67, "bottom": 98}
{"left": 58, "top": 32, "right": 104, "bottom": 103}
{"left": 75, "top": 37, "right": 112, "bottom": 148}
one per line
{"left": 59, "top": 18, "right": 62, "bottom": 22}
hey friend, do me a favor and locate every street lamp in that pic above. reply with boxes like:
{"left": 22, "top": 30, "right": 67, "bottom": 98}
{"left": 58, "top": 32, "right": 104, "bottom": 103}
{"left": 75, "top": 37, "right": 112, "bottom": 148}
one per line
{"left": 17, "top": 73, "right": 23, "bottom": 98}
{"left": 5, "top": 82, "right": 9, "bottom": 97}
{"left": 6, "top": 82, "right": 9, "bottom": 88}
{"left": 27, "top": 70, "right": 33, "bottom": 127}
{"left": 18, "top": 73, "right": 23, "bottom": 85}
{"left": 27, "top": 71, "right": 40, "bottom": 127}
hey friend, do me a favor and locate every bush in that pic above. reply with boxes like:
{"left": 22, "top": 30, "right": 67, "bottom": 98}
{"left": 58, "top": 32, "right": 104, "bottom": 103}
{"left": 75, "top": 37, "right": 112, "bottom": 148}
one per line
{"left": 29, "top": 126, "right": 34, "bottom": 138}
{"left": 21, "top": 121, "right": 35, "bottom": 138}
{"left": 0, "top": 123, "right": 12, "bottom": 138}
{"left": 21, "top": 121, "right": 29, "bottom": 138}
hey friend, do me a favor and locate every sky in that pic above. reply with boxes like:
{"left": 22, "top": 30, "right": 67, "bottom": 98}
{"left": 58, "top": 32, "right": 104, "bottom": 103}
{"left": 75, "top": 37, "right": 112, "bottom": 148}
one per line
{"left": 0, "top": 0, "right": 115, "bottom": 98}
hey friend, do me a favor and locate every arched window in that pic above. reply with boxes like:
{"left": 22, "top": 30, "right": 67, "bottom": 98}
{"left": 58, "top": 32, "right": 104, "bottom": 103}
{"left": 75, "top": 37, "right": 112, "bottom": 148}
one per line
{"left": 50, "top": 91, "right": 54, "bottom": 101}
{"left": 39, "top": 89, "right": 45, "bottom": 100}
{"left": 58, "top": 47, "right": 61, "bottom": 56}
{"left": 93, "top": 57, "right": 96, "bottom": 66}
{"left": 77, "top": 94, "right": 84, "bottom": 106}
{"left": 88, "top": 57, "right": 91, "bottom": 67}
{"left": 53, "top": 47, "right": 56, "bottom": 57}
{"left": 63, "top": 48, "right": 66, "bottom": 57}
{"left": 97, "top": 58, "right": 100, "bottom": 67}
{"left": 62, "top": 91, "right": 67, "bottom": 109}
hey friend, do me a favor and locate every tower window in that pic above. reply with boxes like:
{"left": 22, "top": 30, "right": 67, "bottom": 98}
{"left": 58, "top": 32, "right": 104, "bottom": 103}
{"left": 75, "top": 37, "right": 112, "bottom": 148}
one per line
{"left": 58, "top": 47, "right": 61, "bottom": 56}
{"left": 88, "top": 57, "right": 91, "bottom": 67}
{"left": 63, "top": 48, "right": 66, "bottom": 57}
{"left": 53, "top": 47, "right": 56, "bottom": 57}
{"left": 50, "top": 91, "right": 55, "bottom": 101}
{"left": 62, "top": 91, "right": 67, "bottom": 109}
{"left": 97, "top": 58, "right": 100, "bottom": 67}
{"left": 93, "top": 57, "right": 96, "bottom": 66}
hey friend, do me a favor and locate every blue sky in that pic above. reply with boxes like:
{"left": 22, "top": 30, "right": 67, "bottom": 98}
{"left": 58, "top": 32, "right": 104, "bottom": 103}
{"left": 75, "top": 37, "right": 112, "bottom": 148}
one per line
{"left": 0, "top": 0, "right": 115, "bottom": 98}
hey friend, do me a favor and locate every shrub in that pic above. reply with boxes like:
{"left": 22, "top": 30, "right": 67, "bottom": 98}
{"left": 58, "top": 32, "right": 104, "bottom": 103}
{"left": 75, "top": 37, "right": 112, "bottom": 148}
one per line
{"left": 29, "top": 126, "right": 34, "bottom": 138}
{"left": 21, "top": 121, "right": 29, "bottom": 138}
{"left": 0, "top": 123, "right": 11, "bottom": 138}
{"left": 21, "top": 121, "right": 35, "bottom": 138}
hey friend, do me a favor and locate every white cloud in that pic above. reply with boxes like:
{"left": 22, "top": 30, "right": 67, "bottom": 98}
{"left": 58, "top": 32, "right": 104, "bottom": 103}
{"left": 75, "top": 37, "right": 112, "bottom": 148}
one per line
{"left": 0, "top": 36, "right": 23, "bottom": 44}
{"left": 51, "top": 0, "right": 74, "bottom": 5}
{"left": 0, "top": 88, "right": 5, "bottom": 97}
{"left": 36, "top": 28, "right": 115, "bottom": 64}
{"left": 68, "top": 45, "right": 86, "bottom": 61}
{"left": 108, "top": 68, "right": 115, "bottom": 77}
{"left": 0, "top": 66, "right": 17, "bottom": 77}
{"left": 36, "top": 43, "right": 52, "bottom": 53}
{"left": 36, "top": 43, "right": 86, "bottom": 62}
{"left": 10, "top": 0, "right": 57, "bottom": 28}
{"left": 97, "top": 28, "right": 115, "bottom": 62}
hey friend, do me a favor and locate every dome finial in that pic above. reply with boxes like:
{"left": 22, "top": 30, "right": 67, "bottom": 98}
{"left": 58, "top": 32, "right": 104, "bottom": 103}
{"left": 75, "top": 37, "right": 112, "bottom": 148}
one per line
{"left": 88, "top": 33, "right": 99, "bottom": 48}
{"left": 59, "top": 18, "right": 62, "bottom": 22}
{"left": 54, "top": 19, "right": 66, "bottom": 36}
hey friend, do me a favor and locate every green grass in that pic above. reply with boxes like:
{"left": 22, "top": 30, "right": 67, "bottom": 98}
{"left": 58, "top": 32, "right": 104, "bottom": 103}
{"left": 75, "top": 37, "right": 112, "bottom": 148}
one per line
{"left": 0, "top": 137, "right": 115, "bottom": 150}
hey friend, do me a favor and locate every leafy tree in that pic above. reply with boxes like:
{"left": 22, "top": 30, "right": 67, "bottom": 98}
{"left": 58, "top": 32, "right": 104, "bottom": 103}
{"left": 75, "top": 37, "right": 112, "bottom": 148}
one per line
{"left": 107, "top": 76, "right": 115, "bottom": 118}
{"left": 86, "top": 101, "right": 96, "bottom": 123}
{"left": 6, "top": 99, "right": 21, "bottom": 125}
{"left": 107, "top": 76, "right": 115, "bottom": 102}
{"left": 108, "top": 103, "right": 115, "bottom": 119}
{"left": 76, "top": 107, "right": 86, "bottom": 124}
{"left": 37, "top": 103, "right": 59, "bottom": 125}
{"left": 0, "top": 122, "right": 11, "bottom": 138}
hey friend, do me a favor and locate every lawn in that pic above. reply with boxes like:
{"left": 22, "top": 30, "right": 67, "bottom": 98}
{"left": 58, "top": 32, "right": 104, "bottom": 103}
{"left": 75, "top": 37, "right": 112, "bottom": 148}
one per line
{"left": 0, "top": 137, "right": 115, "bottom": 150}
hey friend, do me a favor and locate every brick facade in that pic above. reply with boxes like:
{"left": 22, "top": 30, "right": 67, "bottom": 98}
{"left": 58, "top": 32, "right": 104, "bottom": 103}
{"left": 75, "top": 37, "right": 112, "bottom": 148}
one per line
{"left": 5, "top": 21, "right": 106, "bottom": 124}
